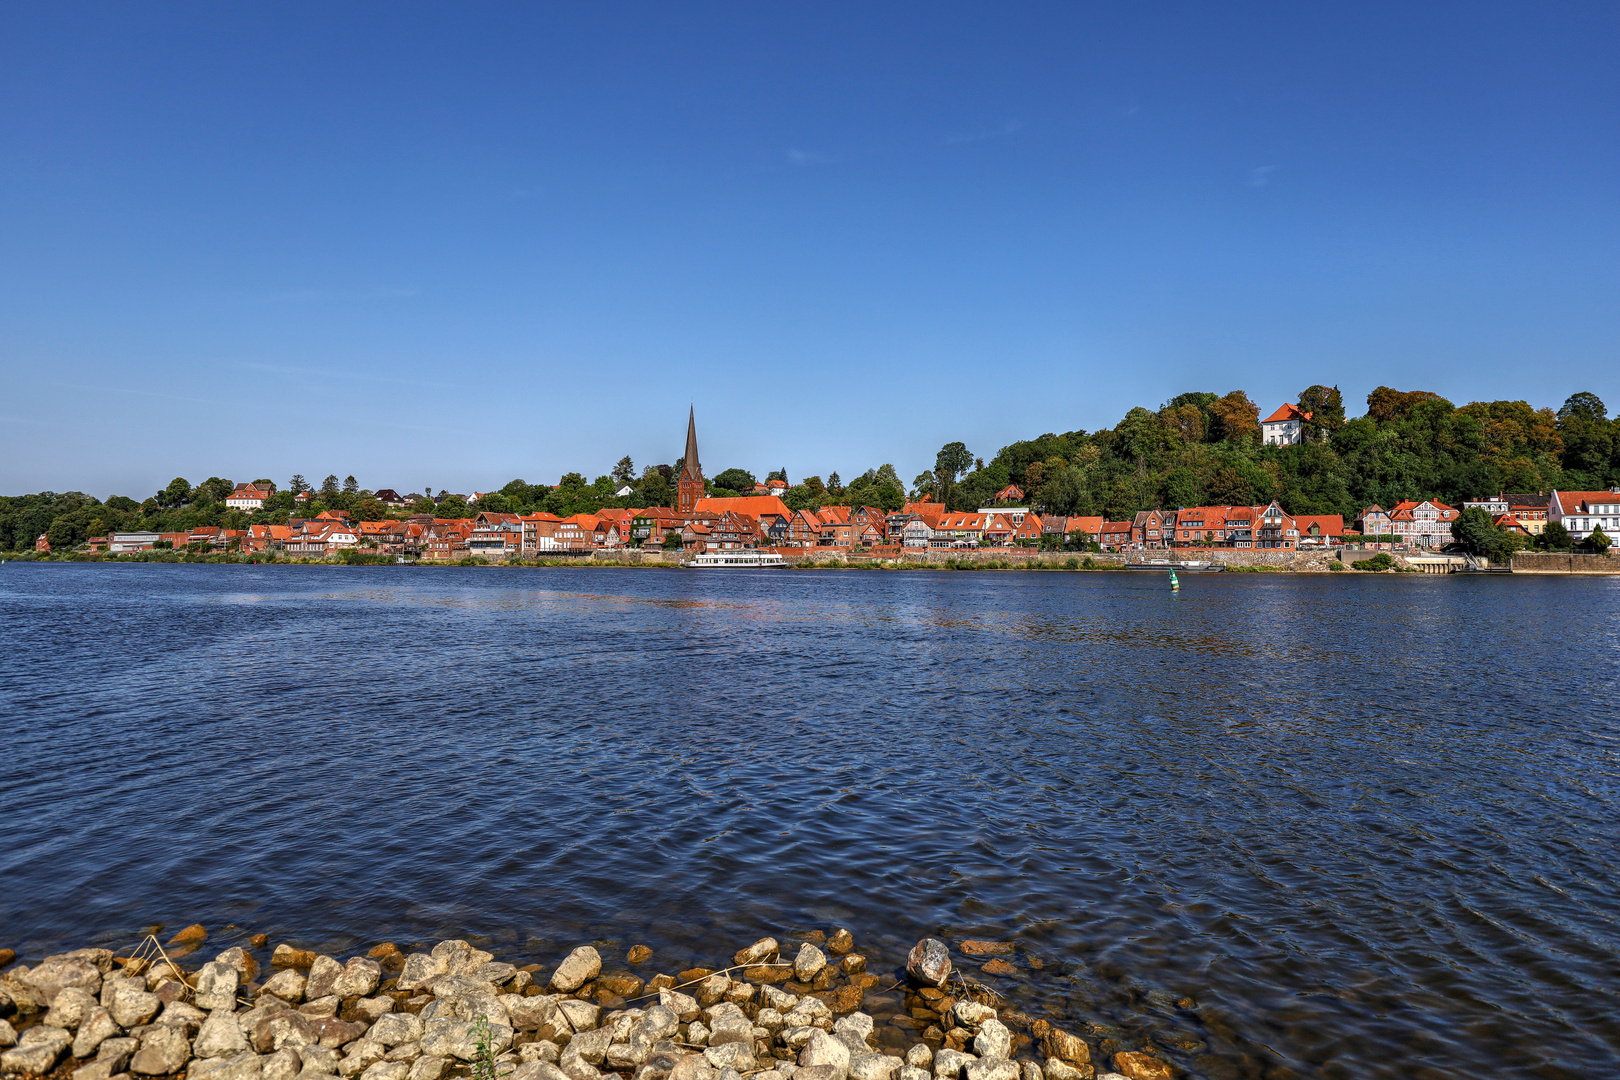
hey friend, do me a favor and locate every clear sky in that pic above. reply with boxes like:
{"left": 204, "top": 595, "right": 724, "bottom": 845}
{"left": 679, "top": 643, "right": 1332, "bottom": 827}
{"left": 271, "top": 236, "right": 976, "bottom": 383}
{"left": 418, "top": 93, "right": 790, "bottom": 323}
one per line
{"left": 3, "top": 3, "right": 1617, "bottom": 498}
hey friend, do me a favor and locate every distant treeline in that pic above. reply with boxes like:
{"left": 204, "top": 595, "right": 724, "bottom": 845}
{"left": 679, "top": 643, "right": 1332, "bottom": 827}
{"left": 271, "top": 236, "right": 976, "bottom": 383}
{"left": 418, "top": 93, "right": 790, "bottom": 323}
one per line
{"left": 4, "top": 385, "right": 1617, "bottom": 553}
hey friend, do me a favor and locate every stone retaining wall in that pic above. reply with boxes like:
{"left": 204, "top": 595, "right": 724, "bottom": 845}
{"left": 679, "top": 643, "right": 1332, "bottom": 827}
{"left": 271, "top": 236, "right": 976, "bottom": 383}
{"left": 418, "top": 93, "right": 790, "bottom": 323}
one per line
{"left": 1510, "top": 552, "right": 1620, "bottom": 574}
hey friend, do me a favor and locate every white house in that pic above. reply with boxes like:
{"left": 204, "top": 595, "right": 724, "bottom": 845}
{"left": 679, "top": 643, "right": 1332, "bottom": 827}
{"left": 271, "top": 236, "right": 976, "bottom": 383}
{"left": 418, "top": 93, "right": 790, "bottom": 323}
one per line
{"left": 1261, "top": 403, "right": 1311, "bottom": 446}
{"left": 225, "top": 482, "right": 272, "bottom": 511}
{"left": 1550, "top": 489, "right": 1620, "bottom": 543}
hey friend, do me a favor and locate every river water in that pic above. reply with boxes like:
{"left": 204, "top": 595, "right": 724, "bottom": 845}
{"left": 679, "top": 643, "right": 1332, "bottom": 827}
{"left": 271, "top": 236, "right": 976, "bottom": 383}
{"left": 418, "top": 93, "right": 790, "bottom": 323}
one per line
{"left": 1, "top": 564, "right": 1617, "bottom": 1079}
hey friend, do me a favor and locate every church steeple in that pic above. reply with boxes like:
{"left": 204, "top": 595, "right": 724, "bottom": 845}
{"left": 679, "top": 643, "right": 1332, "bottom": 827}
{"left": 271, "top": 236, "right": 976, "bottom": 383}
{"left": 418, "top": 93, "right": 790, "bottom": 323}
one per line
{"left": 677, "top": 406, "right": 705, "bottom": 513}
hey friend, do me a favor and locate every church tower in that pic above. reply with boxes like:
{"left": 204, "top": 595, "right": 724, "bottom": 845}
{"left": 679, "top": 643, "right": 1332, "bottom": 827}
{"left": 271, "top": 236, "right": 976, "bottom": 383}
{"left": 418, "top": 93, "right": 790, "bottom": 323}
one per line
{"left": 677, "top": 406, "right": 704, "bottom": 514}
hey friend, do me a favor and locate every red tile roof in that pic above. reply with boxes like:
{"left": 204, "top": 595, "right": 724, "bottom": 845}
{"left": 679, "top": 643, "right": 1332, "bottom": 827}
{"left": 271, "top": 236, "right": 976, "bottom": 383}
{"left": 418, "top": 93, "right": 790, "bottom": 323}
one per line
{"left": 1263, "top": 403, "right": 1313, "bottom": 424}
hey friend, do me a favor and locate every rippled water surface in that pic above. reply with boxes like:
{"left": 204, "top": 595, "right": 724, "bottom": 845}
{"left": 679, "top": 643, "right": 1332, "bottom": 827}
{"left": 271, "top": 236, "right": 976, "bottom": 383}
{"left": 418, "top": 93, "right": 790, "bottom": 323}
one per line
{"left": 3, "top": 564, "right": 1619, "bottom": 1079}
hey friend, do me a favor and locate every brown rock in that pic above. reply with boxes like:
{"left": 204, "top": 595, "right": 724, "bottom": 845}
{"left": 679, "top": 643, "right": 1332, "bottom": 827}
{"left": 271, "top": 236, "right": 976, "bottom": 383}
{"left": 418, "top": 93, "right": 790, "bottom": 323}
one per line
{"left": 626, "top": 946, "right": 653, "bottom": 965}
{"left": 826, "top": 931, "right": 854, "bottom": 956}
{"left": 905, "top": 940, "right": 950, "bottom": 988}
{"left": 943, "top": 1029, "right": 968, "bottom": 1052}
{"left": 368, "top": 944, "right": 403, "bottom": 965}
{"left": 959, "top": 941, "right": 1014, "bottom": 957}
{"left": 801, "top": 931, "right": 826, "bottom": 943}
{"left": 829, "top": 985, "right": 864, "bottom": 1015}
{"left": 154, "top": 980, "right": 187, "bottom": 1005}
{"left": 921, "top": 1026, "right": 944, "bottom": 1043}
{"left": 1042, "top": 1028, "right": 1091, "bottom": 1065}
{"left": 981, "top": 959, "right": 1018, "bottom": 977}
{"left": 311, "top": 1015, "right": 365, "bottom": 1048}
{"left": 1112, "top": 1051, "right": 1172, "bottom": 1080}
{"left": 677, "top": 969, "right": 713, "bottom": 984}
{"left": 0, "top": 949, "right": 15, "bottom": 970}
{"left": 742, "top": 965, "right": 792, "bottom": 984}
{"left": 851, "top": 973, "right": 881, "bottom": 991}
{"left": 839, "top": 954, "right": 866, "bottom": 975}
{"left": 272, "top": 946, "right": 317, "bottom": 970}
{"left": 810, "top": 968, "right": 838, "bottom": 991}
{"left": 647, "top": 974, "right": 677, "bottom": 993}
{"left": 1031, "top": 1020, "right": 1050, "bottom": 1039}
{"left": 595, "top": 974, "right": 643, "bottom": 998}
{"left": 593, "top": 990, "right": 626, "bottom": 1009}
{"left": 167, "top": 924, "right": 208, "bottom": 947}
{"left": 250, "top": 935, "right": 269, "bottom": 949}
{"left": 917, "top": 988, "right": 944, "bottom": 1001}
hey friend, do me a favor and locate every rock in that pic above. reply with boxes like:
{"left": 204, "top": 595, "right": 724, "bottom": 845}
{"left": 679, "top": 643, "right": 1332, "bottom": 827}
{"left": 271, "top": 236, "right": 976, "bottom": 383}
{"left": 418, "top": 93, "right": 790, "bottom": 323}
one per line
{"left": 743, "top": 965, "right": 793, "bottom": 985}
{"left": 704, "top": 1003, "right": 751, "bottom": 1047}
{"left": 349, "top": 997, "right": 393, "bottom": 1023}
{"left": 657, "top": 989, "right": 699, "bottom": 1023}
{"left": 0, "top": 950, "right": 15, "bottom": 970}
{"left": 382, "top": 1044, "right": 419, "bottom": 1064}
{"left": 932, "top": 1050, "right": 977, "bottom": 1080}
{"left": 826, "top": 931, "right": 854, "bottom": 957}
{"left": 793, "top": 946, "right": 827, "bottom": 983}
{"left": 197, "top": 963, "right": 243, "bottom": 1012}
{"left": 195, "top": 1051, "right": 266, "bottom": 1080}
{"left": 197, "top": 1012, "right": 252, "bottom": 1057}
{"left": 956, "top": 943, "right": 1012, "bottom": 958}
{"left": 406, "top": 1055, "right": 448, "bottom": 1080}
{"left": 905, "top": 942, "right": 950, "bottom": 989}
{"left": 130, "top": 1024, "right": 192, "bottom": 1075}
{"left": 301, "top": 1046, "right": 342, "bottom": 1074}
{"left": 253, "top": 1010, "right": 320, "bottom": 1053}
{"left": 3, "top": 1024, "right": 73, "bottom": 1075}
{"left": 158, "top": 1000, "right": 207, "bottom": 1034}
{"left": 548, "top": 949, "right": 601, "bottom": 993}
{"left": 905, "top": 1046, "right": 931, "bottom": 1070}
{"left": 554, "top": 999, "right": 598, "bottom": 1032}
{"left": 1020, "top": 1063, "right": 1042, "bottom": 1080}
{"left": 669, "top": 1054, "right": 718, "bottom": 1080}
{"left": 702, "top": 1042, "right": 754, "bottom": 1072}
{"left": 260, "top": 971, "right": 308, "bottom": 1005}
{"left": 336, "top": 1040, "right": 385, "bottom": 1078}
{"left": 732, "top": 940, "right": 778, "bottom": 967}
{"left": 626, "top": 947, "right": 653, "bottom": 966}
{"left": 359, "top": 1063, "right": 409, "bottom": 1080}
{"left": 513, "top": 1064, "right": 572, "bottom": 1080}
{"left": 24, "top": 954, "right": 105, "bottom": 1003}
{"left": 45, "top": 985, "right": 99, "bottom": 1028}
{"left": 393, "top": 957, "right": 446, "bottom": 995}
{"left": 332, "top": 960, "right": 382, "bottom": 1001}
{"left": 972, "top": 1021, "right": 1011, "bottom": 1060}
{"left": 1109, "top": 1054, "right": 1170, "bottom": 1080}
{"left": 979, "top": 961, "right": 1017, "bottom": 978}
{"left": 418, "top": 1018, "right": 513, "bottom": 1063}
{"left": 369, "top": 1014, "right": 424, "bottom": 1047}
{"left": 273, "top": 947, "right": 318, "bottom": 971}
{"left": 799, "top": 1030, "right": 851, "bottom": 1077}
{"left": 72, "top": 1059, "right": 127, "bottom": 1080}
{"left": 265, "top": 1049, "right": 304, "bottom": 1080}
{"left": 0, "top": 1018, "right": 16, "bottom": 1047}
{"left": 301, "top": 997, "right": 340, "bottom": 1019}
{"left": 1039, "top": 1029, "right": 1089, "bottom": 1065}
{"left": 951, "top": 1003, "right": 996, "bottom": 1030}
{"left": 830, "top": 986, "right": 864, "bottom": 1015}
{"left": 312, "top": 1016, "right": 368, "bottom": 1049}
{"left": 97, "top": 1036, "right": 140, "bottom": 1070}
{"left": 1040, "top": 1062, "right": 1090, "bottom": 1080}
{"left": 169, "top": 926, "right": 209, "bottom": 947}
{"left": 217, "top": 949, "right": 260, "bottom": 984}
{"left": 900, "top": 1068, "right": 930, "bottom": 1080}
{"left": 965, "top": 1060, "right": 1019, "bottom": 1080}
{"left": 305, "top": 958, "right": 343, "bottom": 1001}
{"left": 839, "top": 955, "right": 866, "bottom": 976}
{"left": 106, "top": 982, "right": 162, "bottom": 1029}
{"left": 848, "top": 1055, "right": 901, "bottom": 1080}
{"left": 761, "top": 986, "right": 800, "bottom": 1012}
{"left": 693, "top": 974, "right": 729, "bottom": 1007}
{"left": 500, "top": 995, "right": 557, "bottom": 1032}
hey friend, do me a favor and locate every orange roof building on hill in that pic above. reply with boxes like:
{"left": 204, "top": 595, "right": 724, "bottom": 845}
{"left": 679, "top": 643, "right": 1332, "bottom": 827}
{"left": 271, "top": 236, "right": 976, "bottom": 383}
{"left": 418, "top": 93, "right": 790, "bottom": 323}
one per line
{"left": 692, "top": 495, "right": 793, "bottom": 521}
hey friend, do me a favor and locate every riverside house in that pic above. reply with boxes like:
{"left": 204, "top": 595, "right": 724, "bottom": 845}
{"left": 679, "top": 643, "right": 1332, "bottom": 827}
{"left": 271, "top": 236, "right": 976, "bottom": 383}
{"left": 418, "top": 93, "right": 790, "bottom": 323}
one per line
{"left": 1549, "top": 489, "right": 1620, "bottom": 545}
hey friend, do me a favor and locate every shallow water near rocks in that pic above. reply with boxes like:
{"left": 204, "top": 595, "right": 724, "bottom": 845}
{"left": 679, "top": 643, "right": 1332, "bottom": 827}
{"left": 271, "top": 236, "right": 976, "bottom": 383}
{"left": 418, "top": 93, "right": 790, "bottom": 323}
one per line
{"left": 2, "top": 564, "right": 1618, "bottom": 1079}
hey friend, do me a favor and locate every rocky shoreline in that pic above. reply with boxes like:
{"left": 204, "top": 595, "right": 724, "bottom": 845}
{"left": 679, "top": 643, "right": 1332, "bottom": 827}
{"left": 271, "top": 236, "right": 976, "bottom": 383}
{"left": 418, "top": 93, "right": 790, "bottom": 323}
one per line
{"left": 0, "top": 932, "right": 1174, "bottom": 1080}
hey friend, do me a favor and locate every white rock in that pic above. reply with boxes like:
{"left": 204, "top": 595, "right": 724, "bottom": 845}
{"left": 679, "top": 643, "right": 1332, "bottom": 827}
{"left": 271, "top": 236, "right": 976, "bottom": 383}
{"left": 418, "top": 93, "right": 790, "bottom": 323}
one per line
{"left": 196, "top": 963, "right": 242, "bottom": 1011}
{"left": 702, "top": 1042, "right": 755, "bottom": 1072}
{"left": 905, "top": 1045, "right": 932, "bottom": 1069}
{"left": 130, "top": 1023, "right": 192, "bottom": 1075}
{"left": 261, "top": 971, "right": 309, "bottom": 1004}
{"left": 332, "top": 960, "right": 382, "bottom": 1000}
{"left": 0, "top": 1019, "right": 17, "bottom": 1049}
{"left": 798, "top": 1030, "right": 851, "bottom": 1077}
{"left": 900, "top": 1068, "right": 931, "bottom": 1080}
{"left": 306, "top": 957, "right": 344, "bottom": 1001}
{"left": 195, "top": 1051, "right": 266, "bottom": 1080}
{"left": 555, "top": 999, "right": 600, "bottom": 1033}
{"left": 972, "top": 1020, "right": 1011, "bottom": 1061}
{"left": 265, "top": 1048, "right": 305, "bottom": 1080}
{"left": 407, "top": 1055, "right": 449, "bottom": 1080}
{"left": 760, "top": 986, "right": 800, "bottom": 1012}
{"left": 44, "top": 985, "right": 99, "bottom": 1028}
{"left": 932, "top": 1050, "right": 977, "bottom": 1080}
{"left": 519, "top": 1043, "right": 561, "bottom": 1065}
{"left": 686, "top": 1022, "right": 710, "bottom": 1047}
{"left": 197, "top": 1011, "right": 252, "bottom": 1057}
{"left": 793, "top": 945, "right": 827, "bottom": 983}
{"left": 952, "top": 1003, "right": 996, "bottom": 1030}
{"left": 2, "top": 1025, "right": 74, "bottom": 1076}
{"left": 657, "top": 989, "right": 699, "bottom": 1023}
{"left": 847, "top": 1055, "right": 902, "bottom": 1080}
{"left": 1020, "top": 1063, "right": 1042, "bottom": 1080}
{"left": 965, "top": 1061, "right": 1018, "bottom": 1080}
{"left": 1041, "top": 1063, "right": 1087, "bottom": 1080}
{"left": 370, "top": 1014, "right": 424, "bottom": 1047}
{"left": 384, "top": 1044, "right": 421, "bottom": 1063}
{"left": 781, "top": 1026, "right": 817, "bottom": 1049}
{"left": 732, "top": 939, "right": 778, "bottom": 966}
{"left": 359, "top": 1061, "right": 410, "bottom": 1080}
{"left": 395, "top": 956, "right": 446, "bottom": 994}
{"left": 511, "top": 1063, "right": 572, "bottom": 1080}
{"left": 548, "top": 948, "right": 602, "bottom": 993}
{"left": 72, "top": 1006, "right": 123, "bottom": 1057}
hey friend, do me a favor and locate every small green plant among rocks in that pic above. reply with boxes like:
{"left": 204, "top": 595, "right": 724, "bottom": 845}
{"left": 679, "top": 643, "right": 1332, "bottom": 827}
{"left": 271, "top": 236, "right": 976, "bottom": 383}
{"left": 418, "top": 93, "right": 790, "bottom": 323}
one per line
{"left": 470, "top": 1015, "right": 497, "bottom": 1080}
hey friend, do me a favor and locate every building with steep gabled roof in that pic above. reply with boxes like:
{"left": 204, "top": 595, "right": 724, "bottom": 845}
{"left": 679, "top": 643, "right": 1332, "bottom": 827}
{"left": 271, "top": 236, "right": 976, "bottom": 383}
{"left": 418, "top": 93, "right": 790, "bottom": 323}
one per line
{"left": 677, "top": 406, "right": 705, "bottom": 514}
{"left": 1262, "top": 403, "right": 1312, "bottom": 446}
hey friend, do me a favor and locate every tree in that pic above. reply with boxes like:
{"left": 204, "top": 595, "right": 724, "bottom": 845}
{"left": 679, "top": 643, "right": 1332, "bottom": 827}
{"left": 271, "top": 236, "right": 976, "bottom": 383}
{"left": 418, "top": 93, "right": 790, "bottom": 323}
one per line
{"left": 1542, "top": 522, "right": 1574, "bottom": 551}
{"left": 1366, "top": 387, "right": 1442, "bottom": 423}
{"left": 766, "top": 467, "right": 789, "bottom": 484}
{"left": 1207, "top": 392, "right": 1260, "bottom": 443}
{"left": 934, "top": 442, "right": 973, "bottom": 505}
{"left": 1298, "top": 385, "right": 1346, "bottom": 441}
{"left": 712, "top": 468, "right": 756, "bottom": 492}
{"left": 196, "top": 477, "right": 234, "bottom": 504}
{"left": 288, "top": 474, "right": 308, "bottom": 495}
{"left": 1558, "top": 392, "right": 1607, "bottom": 424}
{"left": 911, "top": 472, "right": 937, "bottom": 499}
{"left": 639, "top": 472, "right": 672, "bottom": 508}
{"left": 321, "top": 475, "right": 340, "bottom": 498}
{"left": 1585, "top": 526, "right": 1611, "bottom": 554}
{"left": 612, "top": 456, "right": 636, "bottom": 484}
{"left": 827, "top": 471, "right": 841, "bottom": 493}
{"left": 343, "top": 475, "right": 359, "bottom": 494}
{"left": 1450, "top": 507, "right": 1499, "bottom": 556}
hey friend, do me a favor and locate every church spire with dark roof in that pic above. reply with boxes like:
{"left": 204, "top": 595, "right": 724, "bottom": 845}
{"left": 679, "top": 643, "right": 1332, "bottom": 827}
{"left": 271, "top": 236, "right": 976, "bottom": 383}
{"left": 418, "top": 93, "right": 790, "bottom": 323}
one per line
{"left": 677, "top": 405, "right": 705, "bottom": 514}
{"left": 683, "top": 405, "right": 702, "bottom": 479}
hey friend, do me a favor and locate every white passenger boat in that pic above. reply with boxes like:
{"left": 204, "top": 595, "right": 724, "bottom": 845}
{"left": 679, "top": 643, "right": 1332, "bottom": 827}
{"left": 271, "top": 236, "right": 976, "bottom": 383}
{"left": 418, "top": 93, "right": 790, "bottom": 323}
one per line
{"left": 681, "top": 550, "right": 788, "bottom": 568}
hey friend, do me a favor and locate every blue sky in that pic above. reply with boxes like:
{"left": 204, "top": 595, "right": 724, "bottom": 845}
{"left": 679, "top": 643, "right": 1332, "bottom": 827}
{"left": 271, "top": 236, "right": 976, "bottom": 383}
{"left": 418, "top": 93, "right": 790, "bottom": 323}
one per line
{"left": 3, "top": 3, "right": 1617, "bottom": 498}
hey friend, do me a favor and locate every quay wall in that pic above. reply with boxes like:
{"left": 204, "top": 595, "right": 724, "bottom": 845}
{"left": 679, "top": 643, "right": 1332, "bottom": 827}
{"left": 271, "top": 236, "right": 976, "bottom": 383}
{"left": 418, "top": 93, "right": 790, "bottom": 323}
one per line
{"left": 1510, "top": 552, "right": 1620, "bottom": 574}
